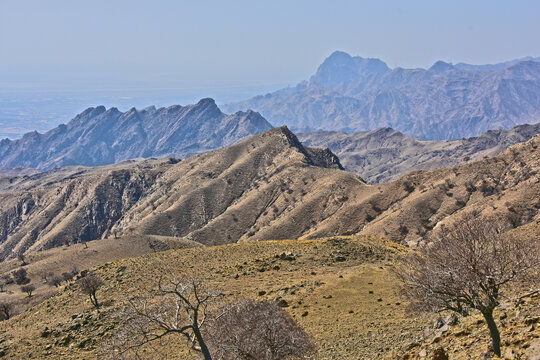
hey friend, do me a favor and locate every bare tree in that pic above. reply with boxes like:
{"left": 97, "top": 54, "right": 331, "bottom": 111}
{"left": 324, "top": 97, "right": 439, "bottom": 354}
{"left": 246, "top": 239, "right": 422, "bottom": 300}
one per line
{"left": 395, "top": 214, "right": 539, "bottom": 357}
{"left": 208, "top": 299, "right": 316, "bottom": 360}
{"left": 20, "top": 284, "right": 35, "bottom": 297}
{"left": 108, "top": 277, "right": 222, "bottom": 360}
{"left": 76, "top": 273, "right": 104, "bottom": 308}
{"left": 0, "top": 301, "right": 14, "bottom": 321}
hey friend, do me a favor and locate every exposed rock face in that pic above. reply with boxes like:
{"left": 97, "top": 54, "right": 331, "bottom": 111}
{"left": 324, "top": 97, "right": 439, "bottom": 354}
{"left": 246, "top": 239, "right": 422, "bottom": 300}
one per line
{"left": 0, "top": 98, "right": 273, "bottom": 170}
{"left": 298, "top": 122, "right": 540, "bottom": 183}
{"left": 224, "top": 51, "right": 540, "bottom": 140}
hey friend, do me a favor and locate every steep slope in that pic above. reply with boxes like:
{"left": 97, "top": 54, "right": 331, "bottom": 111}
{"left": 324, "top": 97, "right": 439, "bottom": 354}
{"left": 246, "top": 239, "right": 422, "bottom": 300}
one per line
{"left": 0, "top": 127, "right": 354, "bottom": 260}
{"left": 0, "top": 98, "right": 273, "bottom": 170}
{"left": 299, "top": 122, "right": 540, "bottom": 183}
{"left": 225, "top": 51, "right": 540, "bottom": 140}
{"left": 359, "top": 134, "right": 540, "bottom": 246}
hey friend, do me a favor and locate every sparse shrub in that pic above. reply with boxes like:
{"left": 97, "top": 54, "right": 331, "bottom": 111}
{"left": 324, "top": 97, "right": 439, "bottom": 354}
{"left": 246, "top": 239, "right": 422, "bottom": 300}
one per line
{"left": 61, "top": 272, "right": 73, "bottom": 283}
{"left": 17, "top": 254, "right": 27, "bottom": 266}
{"left": 365, "top": 212, "right": 375, "bottom": 222}
{"left": 455, "top": 199, "right": 467, "bottom": 208}
{"left": 12, "top": 268, "right": 30, "bottom": 285}
{"left": 402, "top": 180, "right": 415, "bottom": 193}
{"left": 70, "top": 266, "right": 79, "bottom": 277}
{"left": 208, "top": 299, "right": 316, "bottom": 360}
{"left": 0, "top": 301, "right": 14, "bottom": 321}
{"left": 398, "top": 224, "right": 409, "bottom": 236}
{"left": 76, "top": 273, "right": 104, "bottom": 308}
{"left": 369, "top": 200, "right": 382, "bottom": 214}
{"left": 0, "top": 274, "right": 12, "bottom": 287}
{"left": 479, "top": 180, "right": 495, "bottom": 196}
{"left": 20, "top": 284, "right": 35, "bottom": 297}
{"left": 47, "top": 275, "right": 62, "bottom": 287}
{"left": 40, "top": 271, "right": 53, "bottom": 283}
{"left": 505, "top": 208, "right": 523, "bottom": 228}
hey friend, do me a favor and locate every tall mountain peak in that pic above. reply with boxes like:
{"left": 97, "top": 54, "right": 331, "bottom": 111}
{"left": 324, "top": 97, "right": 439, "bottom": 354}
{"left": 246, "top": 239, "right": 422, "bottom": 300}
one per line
{"left": 429, "top": 60, "right": 454, "bottom": 73}
{"left": 310, "top": 51, "right": 391, "bottom": 86}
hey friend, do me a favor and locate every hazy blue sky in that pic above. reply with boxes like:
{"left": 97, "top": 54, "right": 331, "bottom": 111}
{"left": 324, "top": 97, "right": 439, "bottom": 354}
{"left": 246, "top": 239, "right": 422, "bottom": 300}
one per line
{"left": 1, "top": 0, "right": 540, "bottom": 91}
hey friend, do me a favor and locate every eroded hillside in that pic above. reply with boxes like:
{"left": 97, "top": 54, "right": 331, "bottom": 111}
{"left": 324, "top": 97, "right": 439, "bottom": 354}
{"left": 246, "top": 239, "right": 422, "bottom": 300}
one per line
{"left": 1, "top": 128, "right": 539, "bottom": 259}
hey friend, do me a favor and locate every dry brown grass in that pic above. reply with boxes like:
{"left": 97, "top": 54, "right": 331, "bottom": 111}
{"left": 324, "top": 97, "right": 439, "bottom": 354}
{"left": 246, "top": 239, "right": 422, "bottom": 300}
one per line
{"left": 0, "top": 235, "right": 431, "bottom": 359}
{"left": 0, "top": 234, "right": 200, "bottom": 318}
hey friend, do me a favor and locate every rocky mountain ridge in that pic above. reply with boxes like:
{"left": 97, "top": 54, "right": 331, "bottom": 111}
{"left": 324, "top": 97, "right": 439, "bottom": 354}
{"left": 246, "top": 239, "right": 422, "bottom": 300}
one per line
{"left": 225, "top": 51, "right": 540, "bottom": 140}
{"left": 299, "top": 121, "right": 540, "bottom": 183}
{"left": 0, "top": 98, "right": 273, "bottom": 170}
{"left": 1, "top": 127, "right": 539, "bottom": 259}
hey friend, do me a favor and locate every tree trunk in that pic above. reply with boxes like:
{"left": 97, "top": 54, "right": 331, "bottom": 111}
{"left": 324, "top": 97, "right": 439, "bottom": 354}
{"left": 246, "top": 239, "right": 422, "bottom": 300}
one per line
{"left": 193, "top": 325, "right": 212, "bottom": 360}
{"left": 91, "top": 293, "right": 99, "bottom": 308}
{"left": 482, "top": 310, "right": 501, "bottom": 357}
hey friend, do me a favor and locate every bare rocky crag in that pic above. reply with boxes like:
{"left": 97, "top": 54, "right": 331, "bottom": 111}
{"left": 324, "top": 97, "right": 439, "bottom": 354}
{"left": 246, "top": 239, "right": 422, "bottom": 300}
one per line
{"left": 1, "top": 127, "right": 539, "bottom": 260}
{"left": 298, "top": 122, "right": 540, "bottom": 183}
{"left": 0, "top": 98, "right": 273, "bottom": 170}
{"left": 225, "top": 51, "right": 540, "bottom": 140}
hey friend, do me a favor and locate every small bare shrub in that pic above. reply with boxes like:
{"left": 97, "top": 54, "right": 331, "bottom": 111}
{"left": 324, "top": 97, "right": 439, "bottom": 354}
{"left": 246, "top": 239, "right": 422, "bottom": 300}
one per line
{"left": 208, "top": 299, "right": 316, "bottom": 360}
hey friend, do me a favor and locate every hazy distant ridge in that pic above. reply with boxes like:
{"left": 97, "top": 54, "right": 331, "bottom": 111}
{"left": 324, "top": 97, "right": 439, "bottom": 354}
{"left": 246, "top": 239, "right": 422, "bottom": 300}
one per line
{"left": 225, "top": 51, "right": 540, "bottom": 140}
{"left": 0, "top": 98, "right": 273, "bottom": 170}
{"left": 299, "top": 122, "right": 540, "bottom": 183}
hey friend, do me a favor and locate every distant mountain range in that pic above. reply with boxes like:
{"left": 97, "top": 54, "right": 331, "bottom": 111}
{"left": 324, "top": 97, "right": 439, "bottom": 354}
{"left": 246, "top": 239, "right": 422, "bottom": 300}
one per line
{"left": 224, "top": 51, "right": 540, "bottom": 140}
{"left": 299, "top": 122, "right": 540, "bottom": 183}
{"left": 0, "top": 98, "right": 272, "bottom": 170}
{"left": 2, "top": 95, "right": 538, "bottom": 185}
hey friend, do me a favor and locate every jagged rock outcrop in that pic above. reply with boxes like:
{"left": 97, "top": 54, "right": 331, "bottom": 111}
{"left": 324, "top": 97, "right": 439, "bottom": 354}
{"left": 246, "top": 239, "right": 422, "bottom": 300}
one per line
{"left": 224, "top": 51, "right": 540, "bottom": 140}
{"left": 0, "top": 98, "right": 273, "bottom": 170}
